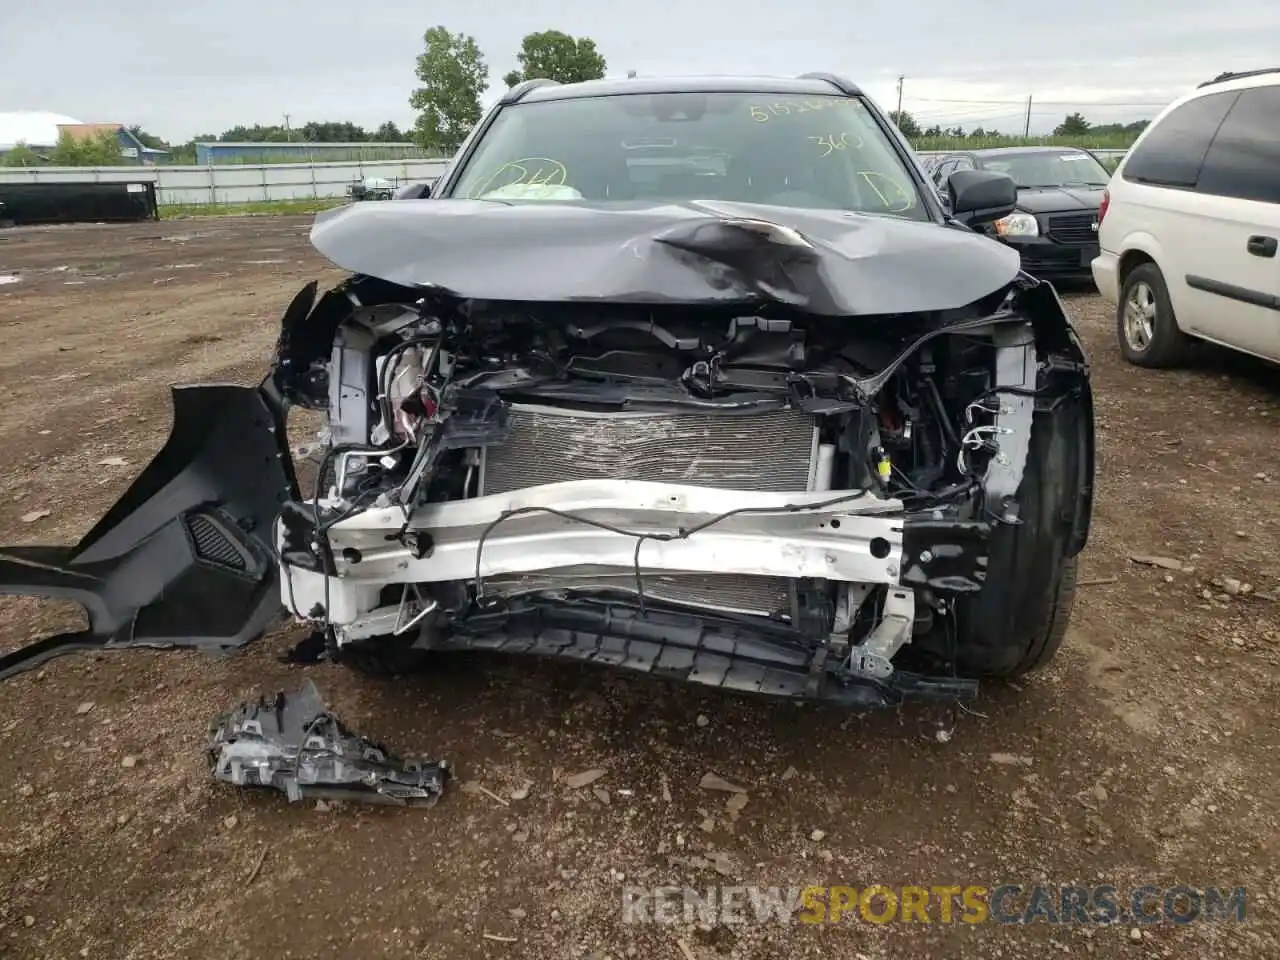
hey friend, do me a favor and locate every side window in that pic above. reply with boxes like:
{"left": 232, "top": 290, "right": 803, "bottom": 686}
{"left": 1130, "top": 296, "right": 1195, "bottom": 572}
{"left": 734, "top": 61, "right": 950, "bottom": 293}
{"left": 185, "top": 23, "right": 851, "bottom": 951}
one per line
{"left": 933, "top": 159, "right": 955, "bottom": 186}
{"left": 1196, "top": 86, "right": 1280, "bottom": 203}
{"left": 952, "top": 157, "right": 975, "bottom": 172}
{"left": 1122, "top": 91, "right": 1238, "bottom": 187}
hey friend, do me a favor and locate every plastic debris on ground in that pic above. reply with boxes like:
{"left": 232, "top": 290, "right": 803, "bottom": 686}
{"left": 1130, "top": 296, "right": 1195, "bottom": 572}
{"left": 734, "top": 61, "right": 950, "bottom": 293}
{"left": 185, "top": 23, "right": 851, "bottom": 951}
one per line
{"left": 207, "top": 678, "right": 449, "bottom": 806}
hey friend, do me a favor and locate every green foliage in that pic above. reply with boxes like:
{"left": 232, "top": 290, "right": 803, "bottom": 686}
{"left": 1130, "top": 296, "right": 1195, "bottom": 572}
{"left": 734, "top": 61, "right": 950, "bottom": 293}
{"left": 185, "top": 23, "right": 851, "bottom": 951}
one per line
{"left": 409, "top": 26, "right": 488, "bottom": 154}
{"left": 373, "top": 121, "right": 406, "bottom": 142}
{"left": 912, "top": 132, "right": 1140, "bottom": 151}
{"left": 888, "top": 110, "right": 921, "bottom": 138}
{"left": 1, "top": 142, "right": 41, "bottom": 167}
{"left": 128, "top": 125, "right": 169, "bottom": 150}
{"left": 1088, "top": 119, "right": 1150, "bottom": 137}
{"left": 504, "top": 30, "right": 606, "bottom": 86}
{"left": 49, "top": 130, "right": 125, "bottom": 166}
{"left": 1053, "top": 112, "right": 1091, "bottom": 136}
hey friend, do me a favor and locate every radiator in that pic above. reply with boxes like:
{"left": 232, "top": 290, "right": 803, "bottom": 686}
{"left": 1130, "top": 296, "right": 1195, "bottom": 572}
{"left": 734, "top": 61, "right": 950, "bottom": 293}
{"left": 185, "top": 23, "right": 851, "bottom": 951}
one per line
{"left": 478, "top": 404, "right": 818, "bottom": 615}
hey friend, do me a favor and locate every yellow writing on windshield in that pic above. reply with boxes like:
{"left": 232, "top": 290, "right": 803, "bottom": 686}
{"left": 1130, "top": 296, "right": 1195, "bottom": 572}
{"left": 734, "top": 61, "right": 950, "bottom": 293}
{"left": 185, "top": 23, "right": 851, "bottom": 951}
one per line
{"left": 858, "top": 171, "right": 914, "bottom": 213}
{"left": 469, "top": 157, "right": 568, "bottom": 198}
{"left": 808, "top": 131, "right": 865, "bottom": 157}
{"left": 749, "top": 99, "right": 855, "bottom": 123}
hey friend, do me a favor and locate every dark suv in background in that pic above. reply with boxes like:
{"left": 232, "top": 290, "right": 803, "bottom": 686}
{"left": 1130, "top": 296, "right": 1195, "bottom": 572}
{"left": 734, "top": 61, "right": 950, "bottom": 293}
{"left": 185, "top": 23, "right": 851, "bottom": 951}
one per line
{"left": 931, "top": 146, "right": 1110, "bottom": 281}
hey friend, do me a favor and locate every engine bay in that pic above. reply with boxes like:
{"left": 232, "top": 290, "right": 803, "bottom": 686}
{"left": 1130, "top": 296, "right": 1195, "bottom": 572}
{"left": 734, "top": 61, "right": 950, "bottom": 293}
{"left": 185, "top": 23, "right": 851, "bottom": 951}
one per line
{"left": 268, "top": 273, "right": 1090, "bottom": 689}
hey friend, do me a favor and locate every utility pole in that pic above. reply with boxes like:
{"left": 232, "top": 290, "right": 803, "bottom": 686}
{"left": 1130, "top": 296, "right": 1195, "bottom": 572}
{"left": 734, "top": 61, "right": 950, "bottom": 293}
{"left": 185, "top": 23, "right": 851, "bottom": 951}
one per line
{"left": 896, "top": 75, "right": 905, "bottom": 117}
{"left": 1023, "top": 96, "right": 1032, "bottom": 137}
{"left": 283, "top": 113, "right": 292, "bottom": 141}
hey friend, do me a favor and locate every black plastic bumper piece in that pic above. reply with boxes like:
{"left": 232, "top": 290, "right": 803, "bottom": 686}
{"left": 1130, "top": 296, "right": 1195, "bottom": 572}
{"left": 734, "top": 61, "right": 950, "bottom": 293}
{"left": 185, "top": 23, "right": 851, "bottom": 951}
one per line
{"left": 448, "top": 602, "right": 977, "bottom": 707}
{"left": 0, "top": 384, "right": 297, "bottom": 681}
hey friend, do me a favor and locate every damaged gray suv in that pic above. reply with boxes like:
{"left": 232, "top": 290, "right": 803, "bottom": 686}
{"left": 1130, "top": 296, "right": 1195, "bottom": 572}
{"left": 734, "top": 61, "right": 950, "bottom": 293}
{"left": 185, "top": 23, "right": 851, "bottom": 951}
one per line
{"left": 0, "top": 75, "right": 1095, "bottom": 706}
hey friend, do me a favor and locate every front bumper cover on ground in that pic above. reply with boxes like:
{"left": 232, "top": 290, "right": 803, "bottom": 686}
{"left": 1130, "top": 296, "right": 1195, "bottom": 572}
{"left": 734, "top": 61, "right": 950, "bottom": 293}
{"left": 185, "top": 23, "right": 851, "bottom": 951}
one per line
{"left": 0, "top": 383, "right": 297, "bottom": 681}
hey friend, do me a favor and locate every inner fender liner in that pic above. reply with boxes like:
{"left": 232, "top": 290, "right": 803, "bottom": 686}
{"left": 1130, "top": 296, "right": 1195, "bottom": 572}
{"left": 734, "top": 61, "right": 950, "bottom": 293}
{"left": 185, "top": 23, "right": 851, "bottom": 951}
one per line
{"left": 0, "top": 384, "right": 297, "bottom": 681}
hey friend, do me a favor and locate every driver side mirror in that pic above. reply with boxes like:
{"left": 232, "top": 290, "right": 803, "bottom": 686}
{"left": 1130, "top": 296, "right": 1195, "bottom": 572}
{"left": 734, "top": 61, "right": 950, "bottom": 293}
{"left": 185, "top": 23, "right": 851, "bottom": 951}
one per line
{"left": 947, "top": 169, "right": 1017, "bottom": 225}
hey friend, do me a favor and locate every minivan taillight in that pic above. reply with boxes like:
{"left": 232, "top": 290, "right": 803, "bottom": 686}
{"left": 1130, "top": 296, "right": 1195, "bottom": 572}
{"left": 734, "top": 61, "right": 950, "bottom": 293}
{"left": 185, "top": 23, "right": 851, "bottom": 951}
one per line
{"left": 1097, "top": 188, "right": 1110, "bottom": 226}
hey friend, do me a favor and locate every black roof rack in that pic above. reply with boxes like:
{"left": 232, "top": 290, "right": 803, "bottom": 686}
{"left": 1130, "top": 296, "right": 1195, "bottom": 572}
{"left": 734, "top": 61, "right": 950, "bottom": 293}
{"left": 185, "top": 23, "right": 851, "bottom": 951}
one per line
{"left": 796, "top": 73, "right": 863, "bottom": 96}
{"left": 1198, "top": 67, "right": 1280, "bottom": 88}
{"left": 501, "top": 78, "right": 561, "bottom": 105}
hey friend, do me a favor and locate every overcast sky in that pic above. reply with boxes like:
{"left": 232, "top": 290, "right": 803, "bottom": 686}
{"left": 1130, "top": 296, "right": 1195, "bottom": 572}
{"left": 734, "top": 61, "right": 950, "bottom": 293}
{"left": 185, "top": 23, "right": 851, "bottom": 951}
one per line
{"left": 4, "top": 0, "right": 1277, "bottom": 140}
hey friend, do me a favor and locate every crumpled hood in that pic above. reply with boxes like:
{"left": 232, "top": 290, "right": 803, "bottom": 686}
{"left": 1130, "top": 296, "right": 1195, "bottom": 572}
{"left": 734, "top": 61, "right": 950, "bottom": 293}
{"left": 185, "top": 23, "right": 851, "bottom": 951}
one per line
{"left": 311, "top": 199, "right": 1020, "bottom": 316}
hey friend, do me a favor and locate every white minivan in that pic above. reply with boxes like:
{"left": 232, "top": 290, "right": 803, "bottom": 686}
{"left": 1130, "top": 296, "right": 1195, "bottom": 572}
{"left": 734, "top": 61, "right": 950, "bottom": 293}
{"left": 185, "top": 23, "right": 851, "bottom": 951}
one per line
{"left": 1092, "top": 68, "right": 1280, "bottom": 367}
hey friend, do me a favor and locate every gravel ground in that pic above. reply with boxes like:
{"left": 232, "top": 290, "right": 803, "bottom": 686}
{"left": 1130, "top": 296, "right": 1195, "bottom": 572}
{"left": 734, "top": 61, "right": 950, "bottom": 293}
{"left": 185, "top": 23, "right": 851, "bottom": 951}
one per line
{"left": 1, "top": 218, "right": 1278, "bottom": 960}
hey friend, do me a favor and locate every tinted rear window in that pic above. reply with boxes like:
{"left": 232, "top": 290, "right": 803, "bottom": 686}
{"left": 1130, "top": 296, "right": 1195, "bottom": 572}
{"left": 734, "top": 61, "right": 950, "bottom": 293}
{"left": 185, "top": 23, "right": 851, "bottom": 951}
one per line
{"left": 1122, "top": 91, "right": 1238, "bottom": 187}
{"left": 1195, "top": 86, "right": 1280, "bottom": 203}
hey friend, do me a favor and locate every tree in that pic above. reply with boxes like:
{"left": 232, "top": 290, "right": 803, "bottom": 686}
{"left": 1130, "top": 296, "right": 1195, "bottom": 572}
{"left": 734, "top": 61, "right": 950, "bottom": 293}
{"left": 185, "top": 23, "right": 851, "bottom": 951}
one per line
{"left": 409, "top": 26, "right": 488, "bottom": 154}
{"left": 888, "top": 110, "right": 921, "bottom": 138}
{"left": 299, "top": 121, "right": 371, "bottom": 142}
{"left": 1, "top": 142, "right": 41, "bottom": 167}
{"left": 128, "top": 125, "right": 168, "bottom": 150}
{"left": 921, "top": 124, "right": 943, "bottom": 138}
{"left": 1088, "top": 119, "right": 1150, "bottom": 138}
{"left": 219, "top": 124, "right": 290, "bottom": 142}
{"left": 373, "top": 121, "right": 405, "bottom": 142}
{"left": 504, "top": 30, "right": 606, "bottom": 86}
{"left": 49, "top": 130, "right": 125, "bottom": 166}
{"left": 1054, "top": 112, "right": 1091, "bottom": 136}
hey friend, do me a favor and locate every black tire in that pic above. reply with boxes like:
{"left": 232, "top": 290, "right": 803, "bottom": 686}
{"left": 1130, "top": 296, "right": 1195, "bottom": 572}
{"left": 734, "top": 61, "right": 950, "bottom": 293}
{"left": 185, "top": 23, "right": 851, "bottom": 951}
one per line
{"left": 948, "top": 384, "right": 1090, "bottom": 678}
{"left": 954, "top": 555, "right": 1078, "bottom": 678}
{"left": 1117, "top": 262, "right": 1190, "bottom": 368}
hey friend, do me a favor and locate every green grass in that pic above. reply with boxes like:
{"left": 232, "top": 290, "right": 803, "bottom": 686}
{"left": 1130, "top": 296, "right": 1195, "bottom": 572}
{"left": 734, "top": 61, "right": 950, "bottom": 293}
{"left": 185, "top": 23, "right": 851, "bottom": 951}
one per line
{"left": 159, "top": 198, "right": 347, "bottom": 218}
{"left": 911, "top": 133, "right": 1138, "bottom": 152}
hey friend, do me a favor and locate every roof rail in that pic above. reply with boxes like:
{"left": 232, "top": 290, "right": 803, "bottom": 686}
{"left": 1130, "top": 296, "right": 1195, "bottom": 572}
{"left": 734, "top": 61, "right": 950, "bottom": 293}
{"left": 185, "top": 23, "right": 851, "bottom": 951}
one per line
{"left": 501, "top": 78, "right": 561, "bottom": 105}
{"left": 1198, "top": 67, "right": 1280, "bottom": 88}
{"left": 796, "top": 72, "right": 863, "bottom": 96}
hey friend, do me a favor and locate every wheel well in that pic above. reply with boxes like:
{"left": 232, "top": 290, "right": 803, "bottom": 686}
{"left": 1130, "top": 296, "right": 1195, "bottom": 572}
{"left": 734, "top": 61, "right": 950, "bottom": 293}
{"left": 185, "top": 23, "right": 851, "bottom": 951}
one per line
{"left": 1118, "top": 249, "right": 1156, "bottom": 286}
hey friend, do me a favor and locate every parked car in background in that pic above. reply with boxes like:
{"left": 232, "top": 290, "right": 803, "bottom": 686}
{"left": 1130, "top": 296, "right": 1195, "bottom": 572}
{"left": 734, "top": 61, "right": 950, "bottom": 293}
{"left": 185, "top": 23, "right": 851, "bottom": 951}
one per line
{"left": 346, "top": 177, "right": 396, "bottom": 201}
{"left": 931, "top": 147, "right": 1109, "bottom": 281}
{"left": 1093, "top": 68, "right": 1280, "bottom": 367}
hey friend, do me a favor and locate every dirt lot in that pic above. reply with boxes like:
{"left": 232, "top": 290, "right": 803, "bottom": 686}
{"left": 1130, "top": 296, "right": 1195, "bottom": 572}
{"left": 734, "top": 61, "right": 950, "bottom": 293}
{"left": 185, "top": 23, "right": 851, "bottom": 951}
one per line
{"left": 1, "top": 218, "right": 1278, "bottom": 960}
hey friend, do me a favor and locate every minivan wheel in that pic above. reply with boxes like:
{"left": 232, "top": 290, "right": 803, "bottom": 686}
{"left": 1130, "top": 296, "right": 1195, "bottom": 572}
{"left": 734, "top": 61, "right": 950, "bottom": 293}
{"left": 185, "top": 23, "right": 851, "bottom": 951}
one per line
{"left": 1117, "top": 263, "right": 1190, "bottom": 368}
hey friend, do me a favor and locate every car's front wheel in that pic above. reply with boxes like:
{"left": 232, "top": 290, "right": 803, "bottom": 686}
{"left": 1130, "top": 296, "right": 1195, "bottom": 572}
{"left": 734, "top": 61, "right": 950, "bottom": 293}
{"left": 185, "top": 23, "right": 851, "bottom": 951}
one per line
{"left": 945, "top": 379, "right": 1091, "bottom": 678}
{"left": 1117, "top": 262, "right": 1190, "bottom": 367}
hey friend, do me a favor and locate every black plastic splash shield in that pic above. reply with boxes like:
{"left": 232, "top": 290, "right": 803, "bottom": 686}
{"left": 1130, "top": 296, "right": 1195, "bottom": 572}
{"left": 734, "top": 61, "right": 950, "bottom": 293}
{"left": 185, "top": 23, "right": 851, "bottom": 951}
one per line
{"left": 447, "top": 600, "right": 976, "bottom": 707}
{"left": 0, "top": 384, "right": 297, "bottom": 681}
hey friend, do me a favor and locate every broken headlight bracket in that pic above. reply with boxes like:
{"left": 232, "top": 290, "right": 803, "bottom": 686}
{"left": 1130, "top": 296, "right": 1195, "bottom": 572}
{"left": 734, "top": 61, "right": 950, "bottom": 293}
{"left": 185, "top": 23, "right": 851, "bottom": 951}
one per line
{"left": 207, "top": 679, "right": 449, "bottom": 806}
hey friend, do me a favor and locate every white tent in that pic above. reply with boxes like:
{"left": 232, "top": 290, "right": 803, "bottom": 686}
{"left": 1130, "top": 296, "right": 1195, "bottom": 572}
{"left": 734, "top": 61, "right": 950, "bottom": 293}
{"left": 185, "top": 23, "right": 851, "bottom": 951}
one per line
{"left": 0, "top": 111, "right": 83, "bottom": 150}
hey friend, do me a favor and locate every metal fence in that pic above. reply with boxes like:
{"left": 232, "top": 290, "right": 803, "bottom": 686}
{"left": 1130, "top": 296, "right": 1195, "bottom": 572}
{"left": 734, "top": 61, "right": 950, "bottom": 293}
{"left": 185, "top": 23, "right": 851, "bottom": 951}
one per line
{"left": 0, "top": 147, "right": 1131, "bottom": 208}
{"left": 0, "top": 159, "right": 451, "bottom": 206}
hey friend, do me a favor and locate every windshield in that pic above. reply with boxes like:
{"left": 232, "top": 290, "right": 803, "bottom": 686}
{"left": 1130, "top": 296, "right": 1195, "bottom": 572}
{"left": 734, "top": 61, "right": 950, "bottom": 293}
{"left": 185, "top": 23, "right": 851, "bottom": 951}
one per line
{"left": 447, "top": 92, "right": 930, "bottom": 221}
{"left": 981, "top": 151, "right": 1110, "bottom": 188}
